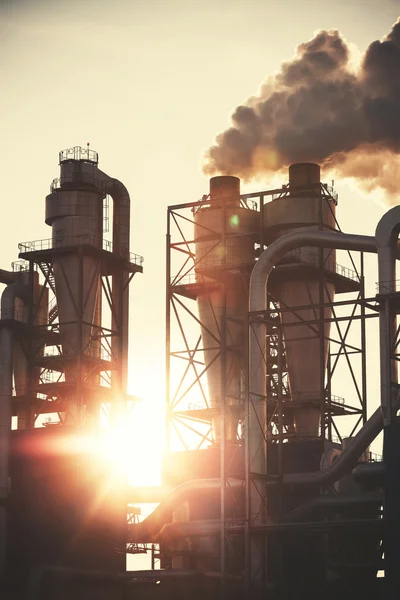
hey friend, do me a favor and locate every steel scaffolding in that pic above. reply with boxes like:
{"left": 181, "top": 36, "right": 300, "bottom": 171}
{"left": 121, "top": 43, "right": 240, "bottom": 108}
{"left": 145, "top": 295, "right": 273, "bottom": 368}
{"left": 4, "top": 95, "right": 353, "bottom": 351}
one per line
{"left": 165, "top": 183, "right": 380, "bottom": 594}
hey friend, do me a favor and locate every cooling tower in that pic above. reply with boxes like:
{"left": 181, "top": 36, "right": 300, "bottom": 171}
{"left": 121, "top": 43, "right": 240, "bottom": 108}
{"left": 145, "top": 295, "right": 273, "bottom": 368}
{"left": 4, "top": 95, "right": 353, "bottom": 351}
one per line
{"left": 264, "top": 163, "right": 336, "bottom": 437}
{"left": 194, "top": 176, "right": 257, "bottom": 442}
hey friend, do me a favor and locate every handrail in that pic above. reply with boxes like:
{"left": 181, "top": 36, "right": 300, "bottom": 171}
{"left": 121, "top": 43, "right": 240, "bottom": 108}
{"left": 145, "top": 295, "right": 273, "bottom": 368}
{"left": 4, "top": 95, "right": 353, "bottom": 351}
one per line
{"left": 170, "top": 252, "right": 358, "bottom": 285}
{"left": 376, "top": 280, "right": 400, "bottom": 294}
{"left": 59, "top": 146, "right": 98, "bottom": 165}
{"left": 192, "top": 197, "right": 259, "bottom": 215}
{"left": 11, "top": 260, "right": 36, "bottom": 273}
{"left": 284, "top": 250, "right": 360, "bottom": 282}
{"left": 18, "top": 236, "right": 144, "bottom": 267}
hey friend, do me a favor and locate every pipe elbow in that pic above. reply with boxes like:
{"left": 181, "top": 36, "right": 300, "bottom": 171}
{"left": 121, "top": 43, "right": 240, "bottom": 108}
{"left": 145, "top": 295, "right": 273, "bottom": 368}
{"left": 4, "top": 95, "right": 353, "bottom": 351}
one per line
{"left": 375, "top": 206, "right": 400, "bottom": 249}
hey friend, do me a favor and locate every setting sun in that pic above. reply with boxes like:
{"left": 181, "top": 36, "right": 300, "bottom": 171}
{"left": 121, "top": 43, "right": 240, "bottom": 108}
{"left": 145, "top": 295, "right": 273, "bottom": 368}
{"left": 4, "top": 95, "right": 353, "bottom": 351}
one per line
{"left": 98, "top": 399, "right": 165, "bottom": 487}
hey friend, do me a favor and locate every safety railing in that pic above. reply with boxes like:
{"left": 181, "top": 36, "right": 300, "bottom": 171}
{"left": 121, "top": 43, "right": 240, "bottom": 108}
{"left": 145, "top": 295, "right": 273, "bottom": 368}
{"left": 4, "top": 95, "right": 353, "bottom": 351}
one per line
{"left": 322, "top": 184, "right": 339, "bottom": 204}
{"left": 328, "top": 394, "right": 345, "bottom": 405}
{"left": 59, "top": 146, "right": 98, "bottom": 165}
{"left": 171, "top": 272, "right": 206, "bottom": 286}
{"left": 18, "top": 236, "right": 144, "bottom": 267}
{"left": 170, "top": 249, "right": 358, "bottom": 282}
{"left": 376, "top": 280, "right": 400, "bottom": 294}
{"left": 284, "top": 250, "right": 359, "bottom": 282}
{"left": 192, "top": 196, "right": 259, "bottom": 215}
{"left": 44, "top": 344, "right": 113, "bottom": 361}
{"left": 11, "top": 259, "right": 36, "bottom": 273}
{"left": 368, "top": 451, "right": 382, "bottom": 462}
{"left": 187, "top": 402, "right": 206, "bottom": 411}
{"left": 271, "top": 182, "right": 338, "bottom": 204}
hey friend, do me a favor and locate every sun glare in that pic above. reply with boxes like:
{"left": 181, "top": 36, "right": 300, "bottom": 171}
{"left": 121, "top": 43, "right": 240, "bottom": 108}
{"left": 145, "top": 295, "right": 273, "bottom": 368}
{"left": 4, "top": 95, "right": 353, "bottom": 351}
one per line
{"left": 97, "top": 399, "right": 165, "bottom": 488}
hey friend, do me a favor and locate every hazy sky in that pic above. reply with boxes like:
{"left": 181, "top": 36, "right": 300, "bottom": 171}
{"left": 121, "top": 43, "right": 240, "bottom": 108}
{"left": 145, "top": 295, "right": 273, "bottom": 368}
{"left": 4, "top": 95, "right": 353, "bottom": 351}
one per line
{"left": 1, "top": 0, "right": 399, "bottom": 471}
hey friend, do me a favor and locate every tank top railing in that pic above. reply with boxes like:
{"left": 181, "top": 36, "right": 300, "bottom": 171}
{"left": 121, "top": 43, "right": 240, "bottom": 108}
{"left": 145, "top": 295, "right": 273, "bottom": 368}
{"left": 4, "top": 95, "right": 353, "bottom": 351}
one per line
{"left": 170, "top": 249, "right": 358, "bottom": 284}
{"left": 59, "top": 146, "right": 99, "bottom": 165}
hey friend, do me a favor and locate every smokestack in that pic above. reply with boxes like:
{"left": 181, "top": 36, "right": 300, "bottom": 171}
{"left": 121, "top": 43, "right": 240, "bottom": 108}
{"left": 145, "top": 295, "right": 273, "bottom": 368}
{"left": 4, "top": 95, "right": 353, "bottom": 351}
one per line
{"left": 203, "top": 19, "right": 400, "bottom": 199}
{"left": 289, "top": 163, "right": 320, "bottom": 190}
{"left": 209, "top": 175, "right": 241, "bottom": 205}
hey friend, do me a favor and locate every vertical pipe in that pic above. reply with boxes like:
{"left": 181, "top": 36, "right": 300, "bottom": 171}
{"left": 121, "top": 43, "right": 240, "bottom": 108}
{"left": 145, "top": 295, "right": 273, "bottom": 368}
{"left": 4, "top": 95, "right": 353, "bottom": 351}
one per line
{"left": 277, "top": 326, "right": 283, "bottom": 516}
{"left": 375, "top": 207, "right": 400, "bottom": 425}
{"left": 220, "top": 312, "right": 226, "bottom": 592}
{"left": 327, "top": 352, "right": 332, "bottom": 441}
{"left": 244, "top": 309, "right": 250, "bottom": 598}
{"left": 165, "top": 218, "right": 171, "bottom": 453}
{"left": 248, "top": 294, "right": 267, "bottom": 582}
{"left": 360, "top": 252, "right": 368, "bottom": 425}
{"left": 220, "top": 202, "right": 227, "bottom": 593}
{"left": 318, "top": 193, "right": 325, "bottom": 440}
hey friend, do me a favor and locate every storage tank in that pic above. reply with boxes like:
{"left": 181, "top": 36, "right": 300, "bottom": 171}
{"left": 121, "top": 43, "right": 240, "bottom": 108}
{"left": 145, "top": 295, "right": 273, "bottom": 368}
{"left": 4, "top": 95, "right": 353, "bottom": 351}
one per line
{"left": 194, "top": 176, "right": 257, "bottom": 442}
{"left": 263, "top": 163, "right": 337, "bottom": 437}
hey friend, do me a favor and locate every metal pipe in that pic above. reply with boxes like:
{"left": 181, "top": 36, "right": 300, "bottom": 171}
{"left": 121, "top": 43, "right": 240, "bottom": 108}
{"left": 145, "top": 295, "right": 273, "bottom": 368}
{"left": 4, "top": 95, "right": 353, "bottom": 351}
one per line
{"left": 157, "top": 512, "right": 383, "bottom": 541}
{"left": 249, "top": 230, "right": 379, "bottom": 490}
{"left": 95, "top": 171, "right": 130, "bottom": 255}
{"left": 97, "top": 172, "right": 131, "bottom": 413}
{"left": 284, "top": 492, "right": 382, "bottom": 522}
{"left": 128, "top": 478, "right": 242, "bottom": 542}
{"left": 283, "top": 406, "right": 383, "bottom": 486}
{"left": 0, "top": 270, "right": 15, "bottom": 286}
{"left": 156, "top": 519, "right": 227, "bottom": 541}
{"left": 154, "top": 489, "right": 383, "bottom": 538}
{"left": 352, "top": 461, "right": 385, "bottom": 487}
{"left": 375, "top": 206, "right": 400, "bottom": 425}
{"left": 246, "top": 229, "right": 379, "bottom": 583}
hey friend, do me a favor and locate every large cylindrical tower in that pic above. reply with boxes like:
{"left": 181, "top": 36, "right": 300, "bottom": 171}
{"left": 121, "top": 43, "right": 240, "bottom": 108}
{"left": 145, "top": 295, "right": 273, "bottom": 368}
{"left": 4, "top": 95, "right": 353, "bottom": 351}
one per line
{"left": 264, "top": 163, "right": 337, "bottom": 437}
{"left": 194, "top": 176, "right": 257, "bottom": 442}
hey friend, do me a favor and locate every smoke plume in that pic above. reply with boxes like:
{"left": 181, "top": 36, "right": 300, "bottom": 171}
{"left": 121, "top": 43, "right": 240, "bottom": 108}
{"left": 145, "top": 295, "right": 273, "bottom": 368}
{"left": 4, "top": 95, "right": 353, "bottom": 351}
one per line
{"left": 203, "top": 19, "right": 400, "bottom": 198}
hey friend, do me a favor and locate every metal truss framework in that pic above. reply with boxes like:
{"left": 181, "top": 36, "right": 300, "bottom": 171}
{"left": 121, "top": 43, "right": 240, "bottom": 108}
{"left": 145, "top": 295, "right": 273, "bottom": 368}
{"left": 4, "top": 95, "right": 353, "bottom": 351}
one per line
{"left": 166, "top": 185, "right": 379, "bottom": 593}
{"left": 9, "top": 242, "right": 142, "bottom": 429}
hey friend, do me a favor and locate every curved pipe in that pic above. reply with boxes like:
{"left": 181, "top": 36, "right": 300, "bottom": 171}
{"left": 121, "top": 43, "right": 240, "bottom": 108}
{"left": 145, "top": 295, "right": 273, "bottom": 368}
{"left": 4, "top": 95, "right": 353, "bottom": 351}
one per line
{"left": 283, "top": 407, "right": 383, "bottom": 486}
{"left": 352, "top": 461, "right": 385, "bottom": 487}
{"left": 156, "top": 519, "right": 224, "bottom": 541}
{"left": 96, "top": 171, "right": 131, "bottom": 398}
{"left": 0, "top": 270, "right": 15, "bottom": 286}
{"left": 284, "top": 492, "right": 382, "bottom": 523}
{"left": 97, "top": 170, "right": 130, "bottom": 255}
{"left": 248, "top": 230, "right": 380, "bottom": 489}
{"left": 128, "top": 478, "right": 242, "bottom": 542}
{"left": 127, "top": 412, "right": 381, "bottom": 541}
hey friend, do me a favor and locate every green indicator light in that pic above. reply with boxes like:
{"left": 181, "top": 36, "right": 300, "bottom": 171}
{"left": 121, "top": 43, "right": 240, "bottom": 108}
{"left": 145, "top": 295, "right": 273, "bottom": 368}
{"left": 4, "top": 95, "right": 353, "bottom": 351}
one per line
{"left": 230, "top": 214, "right": 240, "bottom": 228}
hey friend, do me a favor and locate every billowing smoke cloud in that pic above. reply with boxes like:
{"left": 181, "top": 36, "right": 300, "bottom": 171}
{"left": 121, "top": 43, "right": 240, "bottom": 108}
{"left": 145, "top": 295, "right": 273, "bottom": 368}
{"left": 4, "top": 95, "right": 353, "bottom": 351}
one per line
{"left": 203, "top": 19, "right": 400, "bottom": 198}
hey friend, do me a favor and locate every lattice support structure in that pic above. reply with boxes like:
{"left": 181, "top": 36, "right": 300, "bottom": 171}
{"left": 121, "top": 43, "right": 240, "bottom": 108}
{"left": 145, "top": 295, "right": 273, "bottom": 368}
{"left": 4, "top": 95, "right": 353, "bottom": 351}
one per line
{"left": 165, "top": 176, "right": 379, "bottom": 596}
